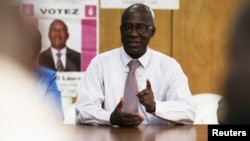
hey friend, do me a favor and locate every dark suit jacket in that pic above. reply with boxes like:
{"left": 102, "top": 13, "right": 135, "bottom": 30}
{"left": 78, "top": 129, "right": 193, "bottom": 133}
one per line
{"left": 38, "top": 47, "right": 81, "bottom": 71}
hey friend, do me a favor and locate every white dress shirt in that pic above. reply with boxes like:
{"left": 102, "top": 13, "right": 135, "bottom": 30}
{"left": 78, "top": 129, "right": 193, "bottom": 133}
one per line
{"left": 75, "top": 47, "right": 196, "bottom": 125}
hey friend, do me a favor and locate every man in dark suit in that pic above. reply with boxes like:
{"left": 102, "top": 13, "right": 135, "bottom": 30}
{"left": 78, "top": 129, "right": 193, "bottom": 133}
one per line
{"left": 38, "top": 19, "right": 81, "bottom": 72}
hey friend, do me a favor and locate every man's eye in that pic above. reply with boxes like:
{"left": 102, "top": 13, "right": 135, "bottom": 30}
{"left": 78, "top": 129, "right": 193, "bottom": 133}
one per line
{"left": 137, "top": 25, "right": 146, "bottom": 31}
{"left": 124, "top": 25, "right": 132, "bottom": 30}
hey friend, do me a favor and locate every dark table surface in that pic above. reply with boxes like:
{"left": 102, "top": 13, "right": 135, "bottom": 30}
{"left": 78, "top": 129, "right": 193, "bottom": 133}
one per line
{"left": 63, "top": 124, "right": 208, "bottom": 141}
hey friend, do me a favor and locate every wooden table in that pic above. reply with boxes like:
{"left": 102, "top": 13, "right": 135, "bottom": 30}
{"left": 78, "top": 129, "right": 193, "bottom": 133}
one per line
{"left": 63, "top": 124, "right": 208, "bottom": 141}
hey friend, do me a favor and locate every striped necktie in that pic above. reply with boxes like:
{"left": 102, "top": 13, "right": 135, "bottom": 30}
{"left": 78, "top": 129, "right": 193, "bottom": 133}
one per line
{"left": 123, "top": 59, "right": 140, "bottom": 112}
{"left": 56, "top": 52, "right": 64, "bottom": 71}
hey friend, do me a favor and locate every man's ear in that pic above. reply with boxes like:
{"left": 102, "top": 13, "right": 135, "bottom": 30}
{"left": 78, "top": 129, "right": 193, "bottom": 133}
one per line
{"left": 150, "top": 26, "right": 156, "bottom": 37}
{"left": 120, "top": 25, "right": 123, "bottom": 34}
{"left": 66, "top": 32, "right": 69, "bottom": 40}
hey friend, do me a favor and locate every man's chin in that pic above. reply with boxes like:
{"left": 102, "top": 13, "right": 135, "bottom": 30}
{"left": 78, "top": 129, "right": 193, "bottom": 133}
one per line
{"left": 127, "top": 42, "right": 141, "bottom": 47}
{"left": 52, "top": 43, "right": 64, "bottom": 47}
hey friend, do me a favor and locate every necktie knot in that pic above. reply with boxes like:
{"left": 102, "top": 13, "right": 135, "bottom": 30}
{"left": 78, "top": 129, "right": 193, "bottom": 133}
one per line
{"left": 128, "top": 59, "right": 140, "bottom": 73}
{"left": 57, "top": 52, "right": 62, "bottom": 57}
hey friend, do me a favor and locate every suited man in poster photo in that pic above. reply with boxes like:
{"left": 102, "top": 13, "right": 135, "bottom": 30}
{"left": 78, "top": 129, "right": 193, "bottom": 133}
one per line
{"left": 38, "top": 19, "right": 81, "bottom": 72}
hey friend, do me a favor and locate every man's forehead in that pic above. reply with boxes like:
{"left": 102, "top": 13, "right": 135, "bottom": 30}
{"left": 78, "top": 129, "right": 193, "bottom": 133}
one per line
{"left": 123, "top": 4, "right": 154, "bottom": 21}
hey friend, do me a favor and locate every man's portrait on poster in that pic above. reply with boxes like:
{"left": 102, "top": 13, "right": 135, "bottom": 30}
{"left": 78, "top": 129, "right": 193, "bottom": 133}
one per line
{"left": 38, "top": 19, "right": 81, "bottom": 72}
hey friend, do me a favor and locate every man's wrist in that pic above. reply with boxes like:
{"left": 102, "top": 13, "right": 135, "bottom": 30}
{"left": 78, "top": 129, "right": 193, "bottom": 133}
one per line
{"left": 147, "top": 102, "right": 156, "bottom": 113}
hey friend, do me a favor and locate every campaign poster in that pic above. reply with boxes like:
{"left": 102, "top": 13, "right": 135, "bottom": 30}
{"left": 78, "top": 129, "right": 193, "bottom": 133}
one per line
{"left": 20, "top": 0, "right": 99, "bottom": 101}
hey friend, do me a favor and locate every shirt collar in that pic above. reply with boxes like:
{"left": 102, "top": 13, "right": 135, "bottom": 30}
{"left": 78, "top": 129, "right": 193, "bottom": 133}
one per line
{"left": 51, "top": 47, "right": 66, "bottom": 55}
{"left": 121, "top": 46, "right": 151, "bottom": 68}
